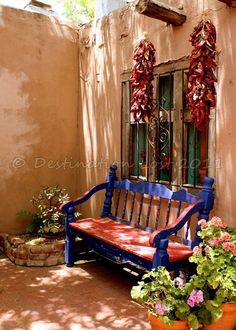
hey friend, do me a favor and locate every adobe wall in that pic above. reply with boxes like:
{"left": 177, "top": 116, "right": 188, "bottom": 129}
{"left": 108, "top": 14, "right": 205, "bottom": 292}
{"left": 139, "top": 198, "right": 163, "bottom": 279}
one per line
{"left": 78, "top": 0, "right": 236, "bottom": 226}
{"left": 1, "top": 1, "right": 236, "bottom": 232}
{"left": 0, "top": 6, "right": 79, "bottom": 233}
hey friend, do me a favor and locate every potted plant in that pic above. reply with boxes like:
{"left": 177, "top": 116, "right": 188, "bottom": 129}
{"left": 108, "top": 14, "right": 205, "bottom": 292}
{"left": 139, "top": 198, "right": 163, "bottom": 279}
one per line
{"left": 186, "top": 217, "right": 236, "bottom": 330}
{"left": 131, "top": 266, "right": 197, "bottom": 329}
{"left": 17, "top": 185, "right": 71, "bottom": 237}
{"left": 131, "top": 217, "right": 236, "bottom": 330}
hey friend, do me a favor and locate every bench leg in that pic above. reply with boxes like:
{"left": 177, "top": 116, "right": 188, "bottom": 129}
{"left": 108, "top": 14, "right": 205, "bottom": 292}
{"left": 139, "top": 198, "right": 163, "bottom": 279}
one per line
{"left": 152, "top": 239, "right": 169, "bottom": 269}
{"left": 65, "top": 232, "right": 76, "bottom": 267}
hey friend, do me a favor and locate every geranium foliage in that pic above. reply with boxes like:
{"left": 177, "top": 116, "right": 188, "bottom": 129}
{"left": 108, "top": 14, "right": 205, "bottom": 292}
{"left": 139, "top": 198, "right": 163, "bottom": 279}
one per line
{"left": 131, "top": 217, "right": 236, "bottom": 329}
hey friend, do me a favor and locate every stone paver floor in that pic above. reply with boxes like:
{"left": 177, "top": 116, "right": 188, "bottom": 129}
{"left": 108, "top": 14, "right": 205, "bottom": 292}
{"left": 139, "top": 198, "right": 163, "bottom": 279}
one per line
{"left": 0, "top": 252, "right": 150, "bottom": 330}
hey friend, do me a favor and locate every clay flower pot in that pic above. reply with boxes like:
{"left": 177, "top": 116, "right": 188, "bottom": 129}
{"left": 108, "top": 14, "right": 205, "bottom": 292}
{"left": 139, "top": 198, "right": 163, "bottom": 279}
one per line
{"left": 147, "top": 311, "right": 189, "bottom": 330}
{"left": 204, "top": 303, "right": 236, "bottom": 330}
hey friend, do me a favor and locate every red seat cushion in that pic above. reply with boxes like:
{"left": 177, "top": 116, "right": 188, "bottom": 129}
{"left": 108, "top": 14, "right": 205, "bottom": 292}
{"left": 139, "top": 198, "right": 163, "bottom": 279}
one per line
{"left": 69, "top": 217, "right": 193, "bottom": 263}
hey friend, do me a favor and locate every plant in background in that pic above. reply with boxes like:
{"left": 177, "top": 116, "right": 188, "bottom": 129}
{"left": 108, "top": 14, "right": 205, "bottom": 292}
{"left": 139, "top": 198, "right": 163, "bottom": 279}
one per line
{"left": 131, "top": 217, "right": 236, "bottom": 329}
{"left": 17, "top": 186, "right": 71, "bottom": 237}
{"left": 60, "top": 0, "right": 95, "bottom": 24}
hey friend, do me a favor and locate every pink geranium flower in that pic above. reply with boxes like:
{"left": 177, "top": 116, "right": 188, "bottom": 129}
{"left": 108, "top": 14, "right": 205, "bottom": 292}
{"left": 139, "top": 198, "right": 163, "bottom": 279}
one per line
{"left": 187, "top": 290, "right": 204, "bottom": 307}
{"left": 222, "top": 242, "right": 236, "bottom": 256}
{"left": 193, "top": 246, "right": 202, "bottom": 254}
{"left": 210, "top": 217, "right": 227, "bottom": 228}
{"left": 209, "top": 239, "right": 220, "bottom": 245}
{"left": 155, "top": 303, "right": 168, "bottom": 315}
{"left": 204, "top": 246, "right": 211, "bottom": 253}
{"left": 219, "top": 233, "right": 231, "bottom": 242}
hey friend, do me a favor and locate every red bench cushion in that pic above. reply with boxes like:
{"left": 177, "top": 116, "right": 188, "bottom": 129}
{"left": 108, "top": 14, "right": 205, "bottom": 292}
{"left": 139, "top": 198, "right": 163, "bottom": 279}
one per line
{"left": 69, "top": 217, "right": 193, "bottom": 263}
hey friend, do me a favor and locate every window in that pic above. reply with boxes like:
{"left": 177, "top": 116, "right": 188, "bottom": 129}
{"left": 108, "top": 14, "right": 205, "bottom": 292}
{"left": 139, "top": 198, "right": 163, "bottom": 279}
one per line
{"left": 121, "top": 58, "right": 216, "bottom": 189}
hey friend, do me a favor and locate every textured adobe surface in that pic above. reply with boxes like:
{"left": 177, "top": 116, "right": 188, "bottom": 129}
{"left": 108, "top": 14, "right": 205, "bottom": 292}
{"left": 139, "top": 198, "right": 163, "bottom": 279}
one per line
{"left": 0, "top": 251, "right": 150, "bottom": 330}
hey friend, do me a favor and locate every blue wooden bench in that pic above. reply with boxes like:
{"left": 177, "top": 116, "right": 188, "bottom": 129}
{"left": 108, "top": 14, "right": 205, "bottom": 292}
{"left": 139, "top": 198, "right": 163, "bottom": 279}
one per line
{"left": 60, "top": 165, "right": 214, "bottom": 271}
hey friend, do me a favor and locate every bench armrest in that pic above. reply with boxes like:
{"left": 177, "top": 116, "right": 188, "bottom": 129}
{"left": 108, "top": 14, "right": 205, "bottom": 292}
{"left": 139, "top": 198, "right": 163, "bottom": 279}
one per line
{"left": 149, "top": 200, "right": 204, "bottom": 247}
{"left": 60, "top": 182, "right": 108, "bottom": 212}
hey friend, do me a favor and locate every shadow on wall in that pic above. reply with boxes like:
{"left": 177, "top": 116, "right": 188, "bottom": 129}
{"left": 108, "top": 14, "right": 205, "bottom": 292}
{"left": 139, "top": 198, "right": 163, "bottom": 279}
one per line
{"left": 0, "top": 5, "right": 79, "bottom": 233}
{"left": 0, "top": 254, "right": 150, "bottom": 330}
{"left": 211, "top": 6, "right": 236, "bottom": 225}
{"left": 78, "top": 12, "right": 126, "bottom": 216}
{"left": 0, "top": 68, "right": 39, "bottom": 188}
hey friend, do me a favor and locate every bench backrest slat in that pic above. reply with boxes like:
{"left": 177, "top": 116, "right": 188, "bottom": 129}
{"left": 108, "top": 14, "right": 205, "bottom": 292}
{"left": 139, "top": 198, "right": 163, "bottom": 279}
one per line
{"left": 137, "top": 193, "right": 144, "bottom": 227}
{"left": 122, "top": 190, "right": 128, "bottom": 220}
{"left": 129, "top": 191, "right": 136, "bottom": 224}
{"left": 155, "top": 196, "right": 162, "bottom": 229}
{"left": 114, "top": 188, "right": 121, "bottom": 217}
{"left": 146, "top": 195, "right": 153, "bottom": 228}
{"left": 165, "top": 199, "right": 172, "bottom": 226}
{"left": 176, "top": 200, "right": 182, "bottom": 218}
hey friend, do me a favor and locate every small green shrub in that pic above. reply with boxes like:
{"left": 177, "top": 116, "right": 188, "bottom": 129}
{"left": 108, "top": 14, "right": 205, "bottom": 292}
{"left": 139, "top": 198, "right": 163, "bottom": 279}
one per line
{"left": 17, "top": 185, "right": 71, "bottom": 236}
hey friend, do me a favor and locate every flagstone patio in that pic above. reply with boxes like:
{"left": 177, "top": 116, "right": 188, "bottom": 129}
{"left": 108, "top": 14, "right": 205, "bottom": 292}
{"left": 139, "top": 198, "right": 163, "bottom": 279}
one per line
{"left": 0, "top": 251, "right": 150, "bottom": 330}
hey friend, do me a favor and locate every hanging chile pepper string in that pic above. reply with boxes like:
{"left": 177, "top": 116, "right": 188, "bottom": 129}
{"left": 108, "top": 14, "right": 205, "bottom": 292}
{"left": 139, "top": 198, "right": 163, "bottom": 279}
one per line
{"left": 186, "top": 17, "right": 217, "bottom": 131}
{"left": 130, "top": 34, "right": 156, "bottom": 122}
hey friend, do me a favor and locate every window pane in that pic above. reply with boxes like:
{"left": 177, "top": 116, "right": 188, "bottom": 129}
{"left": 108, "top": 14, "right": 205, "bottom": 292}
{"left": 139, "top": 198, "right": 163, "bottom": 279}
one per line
{"left": 184, "top": 123, "right": 208, "bottom": 186}
{"left": 159, "top": 75, "right": 173, "bottom": 110}
{"left": 129, "top": 123, "right": 147, "bottom": 178}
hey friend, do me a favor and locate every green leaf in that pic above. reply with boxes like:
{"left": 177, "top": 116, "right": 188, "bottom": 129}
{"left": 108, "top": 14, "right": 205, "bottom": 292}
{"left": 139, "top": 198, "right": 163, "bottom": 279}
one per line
{"left": 205, "top": 300, "right": 223, "bottom": 322}
{"left": 207, "top": 274, "right": 221, "bottom": 289}
{"left": 162, "top": 316, "right": 173, "bottom": 325}
{"left": 60, "top": 0, "right": 95, "bottom": 24}
{"left": 188, "top": 313, "right": 200, "bottom": 330}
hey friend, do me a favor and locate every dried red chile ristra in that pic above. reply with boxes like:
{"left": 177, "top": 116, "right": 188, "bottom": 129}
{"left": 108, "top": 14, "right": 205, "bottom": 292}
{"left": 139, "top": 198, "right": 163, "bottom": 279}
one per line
{"left": 130, "top": 38, "right": 156, "bottom": 122}
{"left": 186, "top": 19, "right": 217, "bottom": 131}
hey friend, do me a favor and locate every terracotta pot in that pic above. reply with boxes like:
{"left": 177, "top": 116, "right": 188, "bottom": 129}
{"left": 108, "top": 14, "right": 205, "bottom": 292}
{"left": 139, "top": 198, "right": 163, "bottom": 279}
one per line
{"left": 204, "top": 303, "right": 236, "bottom": 330}
{"left": 147, "top": 311, "right": 189, "bottom": 330}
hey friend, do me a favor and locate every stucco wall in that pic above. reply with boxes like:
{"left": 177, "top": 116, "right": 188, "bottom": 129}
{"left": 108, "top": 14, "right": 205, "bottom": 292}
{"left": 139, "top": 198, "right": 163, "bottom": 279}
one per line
{"left": 78, "top": 0, "right": 236, "bottom": 226}
{"left": 1, "top": 1, "right": 236, "bottom": 232}
{"left": 0, "top": 6, "right": 79, "bottom": 233}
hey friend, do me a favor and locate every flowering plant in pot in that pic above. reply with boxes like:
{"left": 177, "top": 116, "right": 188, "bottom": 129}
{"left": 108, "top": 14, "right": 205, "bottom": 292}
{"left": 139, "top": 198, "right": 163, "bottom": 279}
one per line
{"left": 131, "top": 267, "right": 200, "bottom": 329}
{"left": 131, "top": 217, "right": 236, "bottom": 330}
{"left": 186, "top": 217, "right": 236, "bottom": 329}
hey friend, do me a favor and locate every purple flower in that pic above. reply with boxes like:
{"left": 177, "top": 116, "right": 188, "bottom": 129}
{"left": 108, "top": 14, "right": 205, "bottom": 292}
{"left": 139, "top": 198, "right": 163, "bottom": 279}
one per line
{"left": 195, "top": 290, "right": 204, "bottom": 303}
{"left": 204, "top": 246, "right": 211, "bottom": 253}
{"left": 187, "top": 290, "right": 204, "bottom": 307}
{"left": 173, "top": 271, "right": 186, "bottom": 288}
{"left": 209, "top": 239, "right": 220, "bottom": 245}
{"left": 155, "top": 303, "right": 168, "bottom": 315}
{"left": 193, "top": 246, "right": 202, "bottom": 254}
{"left": 174, "top": 277, "right": 185, "bottom": 288}
{"left": 187, "top": 296, "right": 195, "bottom": 307}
